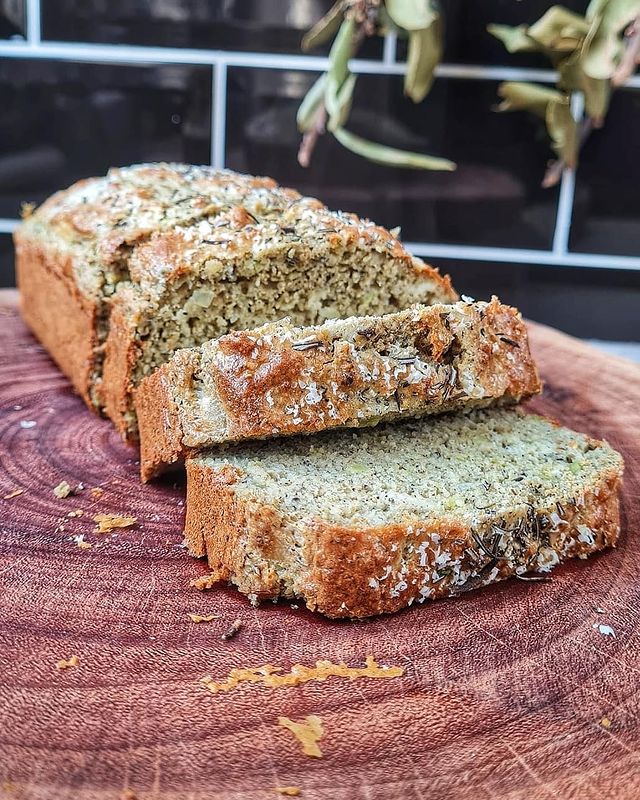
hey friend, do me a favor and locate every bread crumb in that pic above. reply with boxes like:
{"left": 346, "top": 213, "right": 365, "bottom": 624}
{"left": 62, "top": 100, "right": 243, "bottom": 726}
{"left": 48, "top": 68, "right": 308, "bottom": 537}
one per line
{"left": 93, "top": 513, "right": 137, "bottom": 533}
{"left": 56, "top": 655, "right": 79, "bottom": 670}
{"left": 20, "top": 201, "right": 35, "bottom": 219}
{"left": 67, "top": 509, "right": 84, "bottom": 518}
{"left": 278, "top": 715, "right": 323, "bottom": 758}
{"left": 221, "top": 618, "right": 243, "bottom": 641}
{"left": 90, "top": 487, "right": 104, "bottom": 498}
{"left": 120, "top": 791, "right": 137, "bottom": 800}
{"left": 200, "top": 655, "right": 404, "bottom": 694}
{"left": 190, "top": 570, "right": 225, "bottom": 590}
{"left": 72, "top": 534, "right": 92, "bottom": 550}
{"left": 600, "top": 716, "right": 612, "bottom": 729}
{"left": 3, "top": 489, "right": 23, "bottom": 500}
{"left": 275, "top": 787, "right": 301, "bottom": 796}
{"left": 188, "top": 613, "right": 220, "bottom": 623}
{"left": 53, "top": 480, "right": 83, "bottom": 498}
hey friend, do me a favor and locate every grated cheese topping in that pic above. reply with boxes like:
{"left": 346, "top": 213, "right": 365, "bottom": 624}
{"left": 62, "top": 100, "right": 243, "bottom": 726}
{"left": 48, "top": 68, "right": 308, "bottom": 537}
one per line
{"left": 278, "top": 715, "right": 323, "bottom": 758}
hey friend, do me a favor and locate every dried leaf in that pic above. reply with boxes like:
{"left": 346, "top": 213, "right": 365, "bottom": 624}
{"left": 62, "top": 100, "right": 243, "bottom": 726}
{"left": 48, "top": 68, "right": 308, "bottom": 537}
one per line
{"left": 497, "top": 82, "right": 578, "bottom": 166}
{"left": 582, "top": 0, "right": 638, "bottom": 79}
{"left": 487, "top": 23, "right": 538, "bottom": 53}
{"left": 404, "top": 17, "right": 443, "bottom": 102}
{"left": 328, "top": 16, "right": 356, "bottom": 86}
{"left": 333, "top": 126, "right": 456, "bottom": 170}
{"left": 528, "top": 6, "right": 590, "bottom": 51}
{"left": 386, "top": 0, "right": 439, "bottom": 32}
{"left": 325, "top": 72, "right": 357, "bottom": 131}
{"left": 301, "top": 0, "right": 344, "bottom": 52}
{"left": 296, "top": 74, "right": 327, "bottom": 132}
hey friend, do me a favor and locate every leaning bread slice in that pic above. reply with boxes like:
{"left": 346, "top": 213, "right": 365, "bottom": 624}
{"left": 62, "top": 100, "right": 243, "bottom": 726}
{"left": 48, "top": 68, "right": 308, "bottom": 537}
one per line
{"left": 184, "top": 408, "right": 623, "bottom": 619}
{"left": 136, "top": 297, "right": 540, "bottom": 480}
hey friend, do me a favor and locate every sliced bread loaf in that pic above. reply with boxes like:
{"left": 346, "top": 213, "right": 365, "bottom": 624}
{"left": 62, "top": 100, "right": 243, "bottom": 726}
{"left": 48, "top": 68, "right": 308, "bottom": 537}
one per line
{"left": 184, "top": 408, "right": 623, "bottom": 618}
{"left": 136, "top": 297, "right": 541, "bottom": 481}
{"left": 15, "top": 163, "right": 456, "bottom": 439}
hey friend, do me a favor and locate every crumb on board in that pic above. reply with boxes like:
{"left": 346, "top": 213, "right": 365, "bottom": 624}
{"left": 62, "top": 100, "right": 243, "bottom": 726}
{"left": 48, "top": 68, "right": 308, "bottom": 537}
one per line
{"left": 72, "top": 534, "right": 92, "bottom": 550}
{"left": 90, "top": 487, "right": 104, "bottom": 498}
{"left": 2, "top": 780, "right": 16, "bottom": 793}
{"left": 56, "top": 655, "right": 79, "bottom": 670}
{"left": 93, "top": 513, "right": 137, "bottom": 533}
{"left": 53, "top": 480, "right": 83, "bottom": 499}
{"left": 600, "top": 716, "right": 612, "bottom": 729}
{"left": 20, "top": 420, "right": 37, "bottom": 429}
{"left": 120, "top": 790, "right": 137, "bottom": 800}
{"left": 3, "top": 489, "right": 23, "bottom": 500}
{"left": 275, "top": 787, "right": 301, "bottom": 796}
{"left": 187, "top": 613, "right": 220, "bottom": 623}
{"left": 67, "top": 509, "right": 84, "bottom": 518}
{"left": 221, "top": 618, "right": 243, "bottom": 641}
{"left": 200, "top": 655, "right": 404, "bottom": 694}
{"left": 278, "top": 715, "right": 323, "bottom": 758}
{"left": 190, "top": 570, "right": 223, "bottom": 591}
{"left": 593, "top": 623, "right": 616, "bottom": 638}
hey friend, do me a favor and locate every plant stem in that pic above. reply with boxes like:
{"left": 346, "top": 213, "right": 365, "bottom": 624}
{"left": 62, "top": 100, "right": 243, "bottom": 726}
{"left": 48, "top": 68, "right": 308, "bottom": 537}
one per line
{"left": 542, "top": 116, "right": 593, "bottom": 188}
{"left": 612, "top": 16, "right": 640, "bottom": 87}
{"left": 298, "top": 106, "right": 327, "bottom": 167}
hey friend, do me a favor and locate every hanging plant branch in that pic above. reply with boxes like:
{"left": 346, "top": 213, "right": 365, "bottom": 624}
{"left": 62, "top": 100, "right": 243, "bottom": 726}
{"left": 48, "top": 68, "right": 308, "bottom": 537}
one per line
{"left": 489, "top": 0, "right": 640, "bottom": 187}
{"left": 296, "top": 0, "right": 456, "bottom": 171}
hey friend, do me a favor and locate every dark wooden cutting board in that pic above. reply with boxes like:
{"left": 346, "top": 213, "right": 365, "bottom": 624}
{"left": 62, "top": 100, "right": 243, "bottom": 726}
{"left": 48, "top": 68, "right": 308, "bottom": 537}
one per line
{"left": 1, "top": 289, "right": 639, "bottom": 800}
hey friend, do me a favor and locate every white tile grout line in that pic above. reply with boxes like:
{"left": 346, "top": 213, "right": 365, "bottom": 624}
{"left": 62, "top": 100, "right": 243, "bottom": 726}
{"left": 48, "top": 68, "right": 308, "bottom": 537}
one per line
{"left": 403, "top": 242, "right": 640, "bottom": 271}
{"left": 552, "top": 92, "right": 585, "bottom": 255}
{"left": 382, "top": 32, "right": 397, "bottom": 65}
{"left": 25, "top": 0, "right": 40, "bottom": 46}
{"left": 211, "top": 62, "right": 227, "bottom": 169}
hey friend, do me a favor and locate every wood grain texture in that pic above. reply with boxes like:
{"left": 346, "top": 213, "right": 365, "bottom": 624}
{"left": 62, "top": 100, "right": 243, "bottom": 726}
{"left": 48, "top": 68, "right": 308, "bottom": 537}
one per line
{"left": 0, "top": 289, "right": 639, "bottom": 800}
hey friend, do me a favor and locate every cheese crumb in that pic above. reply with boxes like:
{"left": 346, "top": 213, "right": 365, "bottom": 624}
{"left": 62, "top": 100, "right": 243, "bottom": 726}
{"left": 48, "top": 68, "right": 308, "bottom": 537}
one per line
{"left": 90, "top": 487, "right": 105, "bottom": 498}
{"left": 275, "top": 787, "right": 301, "bottom": 796}
{"left": 53, "top": 481, "right": 73, "bottom": 498}
{"left": 3, "top": 489, "right": 23, "bottom": 500}
{"left": 278, "top": 715, "right": 323, "bottom": 758}
{"left": 600, "top": 716, "right": 612, "bottom": 729}
{"left": 93, "top": 513, "right": 137, "bottom": 533}
{"left": 56, "top": 655, "right": 79, "bottom": 670}
{"left": 200, "top": 655, "right": 404, "bottom": 694}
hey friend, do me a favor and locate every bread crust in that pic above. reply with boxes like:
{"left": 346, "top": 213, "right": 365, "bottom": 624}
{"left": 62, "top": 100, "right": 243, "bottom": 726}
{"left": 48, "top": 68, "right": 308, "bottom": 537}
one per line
{"left": 184, "top": 460, "right": 622, "bottom": 619}
{"left": 138, "top": 298, "right": 541, "bottom": 480}
{"left": 14, "top": 235, "right": 99, "bottom": 407}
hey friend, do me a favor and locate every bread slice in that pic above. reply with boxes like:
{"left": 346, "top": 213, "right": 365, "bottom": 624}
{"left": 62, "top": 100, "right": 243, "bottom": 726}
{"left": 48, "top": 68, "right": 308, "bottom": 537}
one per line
{"left": 15, "top": 163, "right": 456, "bottom": 438}
{"left": 136, "top": 297, "right": 541, "bottom": 481}
{"left": 184, "top": 408, "right": 623, "bottom": 618}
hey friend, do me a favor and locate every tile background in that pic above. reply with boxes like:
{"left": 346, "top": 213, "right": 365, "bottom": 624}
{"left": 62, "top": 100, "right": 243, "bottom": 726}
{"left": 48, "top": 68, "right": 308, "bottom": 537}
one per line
{"left": 0, "top": 0, "right": 638, "bottom": 339}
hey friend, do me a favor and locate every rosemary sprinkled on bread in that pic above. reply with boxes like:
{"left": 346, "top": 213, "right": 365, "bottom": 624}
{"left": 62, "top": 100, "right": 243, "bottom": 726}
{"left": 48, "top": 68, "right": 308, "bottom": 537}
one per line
{"left": 184, "top": 408, "right": 623, "bottom": 618}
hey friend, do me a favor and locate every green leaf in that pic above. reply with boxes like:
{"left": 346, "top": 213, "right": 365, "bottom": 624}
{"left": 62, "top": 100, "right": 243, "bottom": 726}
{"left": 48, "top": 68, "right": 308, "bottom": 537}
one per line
{"left": 325, "top": 73, "right": 357, "bottom": 131}
{"left": 496, "top": 82, "right": 577, "bottom": 165}
{"left": 333, "top": 126, "right": 456, "bottom": 170}
{"left": 527, "top": 6, "right": 590, "bottom": 51}
{"left": 404, "top": 17, "right": 443, "bottom": 102}
{"left": 487, "top": 23, "right": 539, "bottom": 53}
{"left": 296, "top": 75, "right": 327, "bottom": 133}
{"left": 328, "top": 16, "right": 356, "bottom": 86}
{"left": 385, "top": 0, "right": 439, "bottom": 31}
{"left": 301, "top": 1, "right": 345, "bottom": 52}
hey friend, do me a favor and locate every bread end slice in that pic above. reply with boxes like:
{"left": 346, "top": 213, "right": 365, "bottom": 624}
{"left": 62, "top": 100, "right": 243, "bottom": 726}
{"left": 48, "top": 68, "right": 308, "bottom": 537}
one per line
{"left": 184, "top": 410, "right": 623, "bottom": 618}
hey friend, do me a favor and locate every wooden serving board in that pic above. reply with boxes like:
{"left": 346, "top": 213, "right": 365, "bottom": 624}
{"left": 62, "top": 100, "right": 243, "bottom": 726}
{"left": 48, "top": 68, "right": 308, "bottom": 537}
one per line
{"left": 1, "top": 289, "right": 639, "bottom": 800}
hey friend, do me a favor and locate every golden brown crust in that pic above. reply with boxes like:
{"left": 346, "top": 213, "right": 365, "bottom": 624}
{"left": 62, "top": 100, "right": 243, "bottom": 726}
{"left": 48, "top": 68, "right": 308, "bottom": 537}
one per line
{"left": 14, "top": 235, "right": 99, "bottom": 407}
{"left": 138, "top": 299, "right": 541, "bottom": 481}
{"left": 185, "top": 462, "right": 622, "bottom": 619}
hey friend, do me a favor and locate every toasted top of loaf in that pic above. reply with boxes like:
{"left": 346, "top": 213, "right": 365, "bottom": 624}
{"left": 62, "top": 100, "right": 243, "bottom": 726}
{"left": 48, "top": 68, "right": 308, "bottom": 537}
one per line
{"left": 193, "top": 408, "right": 623, "bottom": 528}
{"left": 17, "top": 162, "right": 454, "bottom": 303}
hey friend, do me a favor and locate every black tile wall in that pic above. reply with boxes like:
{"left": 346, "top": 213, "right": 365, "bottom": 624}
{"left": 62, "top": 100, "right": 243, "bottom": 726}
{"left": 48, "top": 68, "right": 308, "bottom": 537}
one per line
{"left": 0, "top": 0, "right": 24, "bottom": 39}
{"left": 41, "top": 0, "right": 383, "bottom": 58}
{"left": 570, "top": 89, "right": 640, "bottom": 257}
{"left": 225, "top": 68, "right": 559, "bottom": 248}
{"left": 0, "top": 59, "right": 212, "bottom": 218}
{"left": 0, "top": 233, "right": 14, "bottom": 287}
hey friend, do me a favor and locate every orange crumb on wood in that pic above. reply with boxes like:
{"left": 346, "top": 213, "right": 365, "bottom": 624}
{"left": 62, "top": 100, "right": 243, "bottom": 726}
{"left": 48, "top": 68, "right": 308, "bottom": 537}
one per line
{"left": 190, "top": 570, "right": 225, "bottom": 590}
{"left": 200, "top": 655, "right": 404, "bottom": 694}
{"left": 120, "top": 790, "right": 137, "bottom": 800}
{"left": 275, "top": 787, "right": 301, "bottom": 796}
{"left": 3, "top": 489, "right": 23, "bottom": 499}
{"left": 278, "top": 716, "right": 323, "bottom": 758}
{"left": 93, "top": 513, "right": 137, "bottom": 533}
{"left": 187, "top": 613, "right": 220, "bottom": 623}
{"left": 90, "top": 487, "right": 104, "bottom": 498}
{"left": 56, "top": 655, "right": 79, "bottom": 670}
{"left": 600, "top": 716, "right": 612, "bottom": 729}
